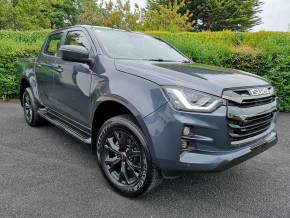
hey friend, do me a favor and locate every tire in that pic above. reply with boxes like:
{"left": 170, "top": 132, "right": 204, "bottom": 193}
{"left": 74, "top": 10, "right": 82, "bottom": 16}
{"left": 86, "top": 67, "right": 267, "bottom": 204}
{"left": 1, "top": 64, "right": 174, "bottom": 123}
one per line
{"left": 96, "top": 115, "right": 162, "bottom": 197}
{"left": 22, "top": 87, "right": 44, "bottom": 126}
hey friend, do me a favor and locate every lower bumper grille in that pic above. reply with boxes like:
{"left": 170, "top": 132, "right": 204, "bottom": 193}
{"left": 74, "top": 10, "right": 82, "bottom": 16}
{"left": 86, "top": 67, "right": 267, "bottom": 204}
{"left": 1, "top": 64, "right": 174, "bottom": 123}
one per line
{"left": 228, "top": 111, "right": 274, "bottom": 141}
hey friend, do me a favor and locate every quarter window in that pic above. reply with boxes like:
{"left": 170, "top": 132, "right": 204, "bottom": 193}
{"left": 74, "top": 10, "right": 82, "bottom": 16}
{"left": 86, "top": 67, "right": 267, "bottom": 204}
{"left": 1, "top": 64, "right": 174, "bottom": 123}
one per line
{"left": 44, "top": 33, "right": 62, "bottom": 56}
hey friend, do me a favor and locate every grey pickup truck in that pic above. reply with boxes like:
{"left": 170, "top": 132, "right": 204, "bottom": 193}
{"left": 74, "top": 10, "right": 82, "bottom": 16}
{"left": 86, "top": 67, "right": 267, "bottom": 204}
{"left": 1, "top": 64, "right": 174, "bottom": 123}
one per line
{"left": 18, "top": 25, "right": 278, "bottom": 197}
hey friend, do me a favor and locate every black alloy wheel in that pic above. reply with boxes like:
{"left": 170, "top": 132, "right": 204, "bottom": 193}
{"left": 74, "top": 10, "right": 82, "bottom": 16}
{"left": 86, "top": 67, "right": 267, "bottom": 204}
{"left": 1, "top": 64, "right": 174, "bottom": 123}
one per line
{"left": 22, "top": 87, "right": 44, "bottom": 126}
{"left": 96, "top": 115, "right": 162, "bottom": 197}
{"left": 101, "top": 129, "right": 145, "bottom": 186}
{"left": 23, "top": 90, "right": 33, "bottom": 123}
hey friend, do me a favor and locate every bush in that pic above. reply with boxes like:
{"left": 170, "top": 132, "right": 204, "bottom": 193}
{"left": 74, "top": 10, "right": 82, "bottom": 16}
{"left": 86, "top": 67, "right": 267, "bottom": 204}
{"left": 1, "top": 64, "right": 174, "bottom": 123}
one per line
{"left": 0, "top": 30, "right": 289, "bottom": 111}
{"left": 0, "top": 30, "right": 48, "bottom": 99}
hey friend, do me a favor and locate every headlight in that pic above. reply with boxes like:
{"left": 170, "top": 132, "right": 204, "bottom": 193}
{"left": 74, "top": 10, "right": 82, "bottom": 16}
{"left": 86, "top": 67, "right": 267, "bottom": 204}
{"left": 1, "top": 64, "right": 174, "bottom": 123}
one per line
{"left": 163, "top": 86, "right": 223, "bottom": 112}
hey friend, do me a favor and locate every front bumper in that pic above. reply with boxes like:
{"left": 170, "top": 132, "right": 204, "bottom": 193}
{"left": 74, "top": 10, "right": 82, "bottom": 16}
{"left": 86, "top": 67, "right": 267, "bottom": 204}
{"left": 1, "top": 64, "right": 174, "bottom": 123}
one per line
{"left": 143, "top": 102, "right": 278, "bottom": 173}
{"left": 178, "top": 131, "right": 277, "bottom": 172}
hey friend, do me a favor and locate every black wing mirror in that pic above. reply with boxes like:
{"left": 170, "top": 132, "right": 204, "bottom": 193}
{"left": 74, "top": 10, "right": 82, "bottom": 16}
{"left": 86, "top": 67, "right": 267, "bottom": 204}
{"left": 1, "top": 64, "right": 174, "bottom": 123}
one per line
{"left": 59, "top": 45, "right": 91, "bottom": 64}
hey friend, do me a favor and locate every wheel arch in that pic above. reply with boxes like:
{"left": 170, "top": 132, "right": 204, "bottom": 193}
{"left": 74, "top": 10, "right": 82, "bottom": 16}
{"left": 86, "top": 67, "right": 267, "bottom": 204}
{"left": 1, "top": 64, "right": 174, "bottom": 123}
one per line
{"left": 19, "top": 77, "right": 31, "bottom": 106}
{"left": 91, "top": 95, "right": 157, "bottom": 162}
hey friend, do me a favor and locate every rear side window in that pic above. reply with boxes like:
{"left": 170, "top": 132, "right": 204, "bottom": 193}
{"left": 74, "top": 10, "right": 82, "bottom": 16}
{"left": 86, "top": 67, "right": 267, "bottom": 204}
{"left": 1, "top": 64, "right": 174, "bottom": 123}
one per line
{"left": 44, "top": 33, "right": 62, "bottom": 56}
{"left": 65, "top": 31, "right": 91, "bottom": 51}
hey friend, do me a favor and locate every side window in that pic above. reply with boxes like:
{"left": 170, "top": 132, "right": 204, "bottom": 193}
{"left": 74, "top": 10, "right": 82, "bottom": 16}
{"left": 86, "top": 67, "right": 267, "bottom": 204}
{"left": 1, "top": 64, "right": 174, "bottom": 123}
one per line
{"left": 65, "top": 31, "right": 91, "bottom": 51}
{"left": 44, "top": 33, "right": 62, "bottom": 57}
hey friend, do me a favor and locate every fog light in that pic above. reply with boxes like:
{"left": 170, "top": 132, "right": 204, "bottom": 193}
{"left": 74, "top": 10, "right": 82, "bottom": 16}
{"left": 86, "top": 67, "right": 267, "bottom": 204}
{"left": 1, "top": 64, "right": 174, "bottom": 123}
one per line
{"left": 181, "top": 139, "right": 188, "bottom": 149}
{"left": 183, "top": 126, "right": 191, "bottom": 136}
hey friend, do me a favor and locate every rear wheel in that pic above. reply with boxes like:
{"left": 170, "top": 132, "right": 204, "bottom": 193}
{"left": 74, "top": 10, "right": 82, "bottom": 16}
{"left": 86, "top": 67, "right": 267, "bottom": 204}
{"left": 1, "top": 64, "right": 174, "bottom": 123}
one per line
{"left": 22, "top": 87, "right": 44, "bottom": 126}
{"left": 96, "top": 115, "right": 162, "bottom": 197}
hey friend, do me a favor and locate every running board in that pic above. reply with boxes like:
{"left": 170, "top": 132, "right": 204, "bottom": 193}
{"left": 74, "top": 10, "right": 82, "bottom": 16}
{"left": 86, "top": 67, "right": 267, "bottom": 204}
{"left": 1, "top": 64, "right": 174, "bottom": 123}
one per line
{"left": 38, "top": 109, "right": 91, "bottom": 145}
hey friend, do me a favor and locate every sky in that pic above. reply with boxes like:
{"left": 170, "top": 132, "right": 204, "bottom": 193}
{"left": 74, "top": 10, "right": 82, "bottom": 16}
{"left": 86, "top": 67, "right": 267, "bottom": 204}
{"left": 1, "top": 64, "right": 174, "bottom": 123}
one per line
{"left": 253, "top": 0, "right": 290, "bottom": 32}
{"left": 129, "top": 0, "right": 290, "bottom": 32}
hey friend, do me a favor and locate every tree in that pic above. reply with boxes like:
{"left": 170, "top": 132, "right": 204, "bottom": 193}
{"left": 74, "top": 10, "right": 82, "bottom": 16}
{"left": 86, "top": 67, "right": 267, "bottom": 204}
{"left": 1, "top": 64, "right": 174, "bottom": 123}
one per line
{"left": 49, "top": 0, "right": 80, "bottom": 29}
{"left": 10, "top": 0, "right": 54, "bottom": 30}
{"left": 80, "top": 0, "right": 141, "bottom": 30}
{"left": 80, "top": 0, "right": 102, "bottom": 25}
{"left": 0, "top": 0, "right": 13, "bottom": 29}
{"left": 102, "top": 0, "right": 141, "bottom": 29}
{"left": 147, "top": 0, "right": 169, "bottom": 10}
{"left": 147, "top": 0, "right": 263, "bottom": 31}
{"left": 0, "top": 0, "right": 80, "bottom": 30}
{"left": 189, "top": 0, "right": 263, "bottom": 31}
{"left": 142, "top": 0, "right": 192, "bottom": 32}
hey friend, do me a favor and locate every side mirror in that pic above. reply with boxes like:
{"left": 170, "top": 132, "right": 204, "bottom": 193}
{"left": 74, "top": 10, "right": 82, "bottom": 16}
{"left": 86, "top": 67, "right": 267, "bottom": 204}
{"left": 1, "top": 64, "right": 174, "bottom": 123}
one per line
{"left": 59, "top": 45, "right": 90, "bottom": 63}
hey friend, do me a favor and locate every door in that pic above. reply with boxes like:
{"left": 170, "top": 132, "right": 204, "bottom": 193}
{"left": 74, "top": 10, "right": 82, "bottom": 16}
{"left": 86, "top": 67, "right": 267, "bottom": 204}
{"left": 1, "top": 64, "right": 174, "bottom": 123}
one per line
{"left": 35, "top": 32, "right": 63, "bottom": 109}
{"left": 52, "top": 29, "right": 94, "bottom": 127}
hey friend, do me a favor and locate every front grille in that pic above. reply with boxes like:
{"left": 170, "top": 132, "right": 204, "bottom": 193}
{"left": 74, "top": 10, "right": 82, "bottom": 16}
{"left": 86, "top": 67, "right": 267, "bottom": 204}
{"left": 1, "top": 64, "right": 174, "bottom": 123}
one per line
{"left": 224, "top": 87, "right": 277, "bottom": 143}
{"left": 229, "top": 95, "right": 275, "bottom": 107}
{"left": 228, "top": 111, "right": 274, "bottom": 141}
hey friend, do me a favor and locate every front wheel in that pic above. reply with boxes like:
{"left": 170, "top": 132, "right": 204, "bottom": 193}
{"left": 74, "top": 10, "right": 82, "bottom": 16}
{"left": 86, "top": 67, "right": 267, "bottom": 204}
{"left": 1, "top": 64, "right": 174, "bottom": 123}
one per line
{"left": 96, "top": 115, "right": 162, "bottom": 197}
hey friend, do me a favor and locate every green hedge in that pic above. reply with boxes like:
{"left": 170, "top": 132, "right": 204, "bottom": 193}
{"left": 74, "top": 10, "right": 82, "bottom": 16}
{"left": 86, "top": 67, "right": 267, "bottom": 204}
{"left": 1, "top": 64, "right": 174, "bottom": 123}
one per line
{"left": 0, "top": 30, "right": 50, "bottom": 99}
{"left": 0, "top": 30, "right": 289, "bottom": 111}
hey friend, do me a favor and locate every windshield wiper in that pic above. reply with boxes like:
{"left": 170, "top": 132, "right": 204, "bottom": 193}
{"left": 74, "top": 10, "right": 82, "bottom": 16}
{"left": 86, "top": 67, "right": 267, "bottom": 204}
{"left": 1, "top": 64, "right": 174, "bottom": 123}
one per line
{"left": 145, "top": 59, "right": 192, "bottom": 63}
{"left": 140, "top": 58, "right": 192, "bottom": 63}
{"left": 146, "top": 59, "right": 177, "bottom": 62}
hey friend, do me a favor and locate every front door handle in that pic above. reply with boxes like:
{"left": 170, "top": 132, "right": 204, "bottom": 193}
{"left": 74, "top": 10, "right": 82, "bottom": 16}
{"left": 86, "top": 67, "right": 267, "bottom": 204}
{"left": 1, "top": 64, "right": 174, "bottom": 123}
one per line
{"left": 52, "top": 64, "right": 63, "bottom": 73}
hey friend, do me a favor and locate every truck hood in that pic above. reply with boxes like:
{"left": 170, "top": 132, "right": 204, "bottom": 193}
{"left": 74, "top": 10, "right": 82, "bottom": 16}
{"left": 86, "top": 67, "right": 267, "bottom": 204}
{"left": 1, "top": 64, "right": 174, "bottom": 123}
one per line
{"left": 115, "top": 60, "right": 269, "bottom": 97}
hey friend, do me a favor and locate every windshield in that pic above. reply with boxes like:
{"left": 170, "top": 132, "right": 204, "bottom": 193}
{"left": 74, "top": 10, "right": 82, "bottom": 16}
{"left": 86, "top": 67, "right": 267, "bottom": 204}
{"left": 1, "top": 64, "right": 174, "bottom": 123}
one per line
{"left": 93, "top": 29, "right": 189, "bottom": 62}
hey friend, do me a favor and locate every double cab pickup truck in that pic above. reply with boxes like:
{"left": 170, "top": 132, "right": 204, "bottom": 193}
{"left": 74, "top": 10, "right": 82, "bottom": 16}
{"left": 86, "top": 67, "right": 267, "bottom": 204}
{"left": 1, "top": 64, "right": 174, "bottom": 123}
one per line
{"left": 18, "top": 25, "right": 278, "bottom": 197}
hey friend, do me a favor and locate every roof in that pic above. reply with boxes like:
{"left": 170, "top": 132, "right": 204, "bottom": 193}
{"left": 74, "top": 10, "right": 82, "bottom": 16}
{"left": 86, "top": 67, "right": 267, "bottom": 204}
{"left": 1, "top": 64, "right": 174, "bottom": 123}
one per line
{"left": 50, "top": 25, "right": 138, "bottom": 34}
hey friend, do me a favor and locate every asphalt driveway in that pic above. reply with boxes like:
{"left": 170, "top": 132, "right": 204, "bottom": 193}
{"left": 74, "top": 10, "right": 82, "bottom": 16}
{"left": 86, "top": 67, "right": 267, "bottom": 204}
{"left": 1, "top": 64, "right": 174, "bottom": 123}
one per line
{"left": 0, "top": 102, "right": 289, "bottom": 218}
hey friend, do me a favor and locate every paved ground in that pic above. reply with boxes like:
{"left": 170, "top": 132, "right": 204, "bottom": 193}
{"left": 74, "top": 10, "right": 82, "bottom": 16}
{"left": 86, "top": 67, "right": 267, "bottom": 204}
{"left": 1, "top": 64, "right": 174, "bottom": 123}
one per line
{"left": 0, "top": 102, "right": 289, "bottom": 218}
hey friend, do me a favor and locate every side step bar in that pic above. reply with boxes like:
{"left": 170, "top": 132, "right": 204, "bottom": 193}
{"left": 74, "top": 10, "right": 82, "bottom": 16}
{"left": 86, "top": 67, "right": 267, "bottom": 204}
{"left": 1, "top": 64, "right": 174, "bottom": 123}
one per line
{"left": 38, "top": 109, "right": 91, "bottom": 145}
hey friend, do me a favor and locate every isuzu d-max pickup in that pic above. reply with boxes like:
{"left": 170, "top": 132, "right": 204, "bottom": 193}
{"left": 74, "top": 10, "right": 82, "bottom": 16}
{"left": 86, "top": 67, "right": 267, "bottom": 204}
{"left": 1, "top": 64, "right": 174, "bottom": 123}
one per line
{"left": 18, "top": 25, "right": 278, "bottom": 197}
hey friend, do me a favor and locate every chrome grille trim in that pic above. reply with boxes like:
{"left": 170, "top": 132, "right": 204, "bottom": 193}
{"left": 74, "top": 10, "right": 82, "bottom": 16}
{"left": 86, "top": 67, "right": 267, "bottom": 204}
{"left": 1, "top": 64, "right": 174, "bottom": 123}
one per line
{"left": 223, "top": 86, "right": 274, "bottom": 107}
